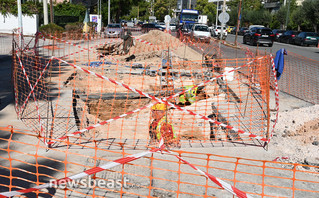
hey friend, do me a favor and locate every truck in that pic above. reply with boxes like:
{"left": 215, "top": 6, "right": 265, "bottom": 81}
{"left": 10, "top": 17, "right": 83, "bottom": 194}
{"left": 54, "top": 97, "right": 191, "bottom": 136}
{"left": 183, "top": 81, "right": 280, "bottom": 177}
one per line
{"left": 198, "top": 15, "right": 208, "bottom": 25}
{"left": 178, "top": 9, "right": 199, "bottom": 25}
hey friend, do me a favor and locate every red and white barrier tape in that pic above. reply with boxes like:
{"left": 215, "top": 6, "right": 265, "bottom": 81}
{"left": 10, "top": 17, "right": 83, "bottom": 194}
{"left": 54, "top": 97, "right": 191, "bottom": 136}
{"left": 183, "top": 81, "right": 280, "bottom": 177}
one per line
{"left": 16, "top": 53, "right": 45, "bottom": 141}
{"left": 51, "top": 56, "right": 269, "bottom": 142}
{"left": 47, "top": 58, "right": 254, "bottom": 145}
{"left": 267, "top": 55, "right": 279, "bottom": 145}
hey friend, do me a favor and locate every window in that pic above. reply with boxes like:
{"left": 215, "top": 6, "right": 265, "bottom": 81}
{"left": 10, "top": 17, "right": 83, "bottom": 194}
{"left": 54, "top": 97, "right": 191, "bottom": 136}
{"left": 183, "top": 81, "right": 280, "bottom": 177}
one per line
{"left": 108, "top": 24, "right": 121, "bottom": 28}
{"left": 195, "top": 26, "right": 209, "bottom": 32}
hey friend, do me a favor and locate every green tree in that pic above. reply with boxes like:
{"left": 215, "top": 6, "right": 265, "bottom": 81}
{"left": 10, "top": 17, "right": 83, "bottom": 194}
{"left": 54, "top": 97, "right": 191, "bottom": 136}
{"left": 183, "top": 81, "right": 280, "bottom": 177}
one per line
{"left": 274, "top": 5, "right": 287, "bottom": 28}
{"left": 290, "top": 7, "right": 304, "bottom": 31}
{"left": 301, "top": 0, "right": 319, "bottom": 32}
{"left": 0, "top": 0, "right": 42, "bottom": 16}
{"left": 245, "top": 9, "right": 271, "bottom": 26}
{"left": 195, "top": 0, "right": 216, "bottom": 25}
{"left": 153, "top": 0, "right": 177, "bottom": 21}
{"left": 55, "top": 1, "right": 86, "bottom": 18}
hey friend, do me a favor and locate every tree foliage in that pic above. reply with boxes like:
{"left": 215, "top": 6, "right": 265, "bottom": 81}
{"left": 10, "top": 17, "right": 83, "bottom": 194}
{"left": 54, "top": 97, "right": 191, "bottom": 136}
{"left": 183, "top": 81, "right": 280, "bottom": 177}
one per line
{"left": 0, "top": 0, "right": 41, "bottom": 16}
{"left": 153, "top": 0, "right": 177, "bottom": 21}
{"left": 301, "top": 0, "right": 319, "bottom": 32}
{"left": 54, "top": 1, "right": 86, "bottom": 17}
{"left": 195, "top": 0, "right": 216, "bottom": 25}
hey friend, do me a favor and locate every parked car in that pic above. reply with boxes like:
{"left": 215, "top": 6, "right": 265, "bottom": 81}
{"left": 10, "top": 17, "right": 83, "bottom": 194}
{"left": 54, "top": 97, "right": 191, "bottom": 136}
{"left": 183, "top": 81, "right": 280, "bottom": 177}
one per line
{"left": 212, "top": 25, "right": 228, "bottom": 39}
{"left": 272, "top": 29, "right": 285, "bottom": 41}
{"left": 157, "top": 22, "right": 166, "bottom": 29}
{"left": 230, "top": 26, "right": 238, "bottom": 34}
{"left": 294, "top": 32, "right": 319, "bottom": 46}
{"left": 126, "top": 21, "right": 134, "bottom": 27}
{"left": 178, "top": 23, "right": 194, "bottom": 38}
{"left": 278, "top": 30, "right": 300, "bottom": 44}
{"left": 243, "top": 27, "right": 275, "bottom": 47}
{"left": 190, "top": 24, "right": 211, "bottom": 43}
{"left": 141, "top": 23, "right": 164, "bottom": 33}
{"left": 169, "top": 24, "right": 176, "bottom": 31}
{"left": 137, "top": 21, "right": 144, "bottom": 27}
{"left": 238, "top": 27, "right": 248, "bottom": 35}
{"left": 105, "top": 23, "right": 124, "bottom": 38}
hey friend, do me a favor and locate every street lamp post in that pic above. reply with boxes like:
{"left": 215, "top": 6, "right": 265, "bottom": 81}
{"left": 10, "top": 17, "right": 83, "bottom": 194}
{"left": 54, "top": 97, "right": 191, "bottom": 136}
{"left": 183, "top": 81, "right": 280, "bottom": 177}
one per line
{"left": 220, "top": 0, "right": 226, "bottom": 40}
{"left": 215, "top": 0, "right": 219, "bottom": 27}
{"left": 17, "top": 0, "right": 23, "bottom": 48}
{"left": 285, "top": 0, "right": 291, "bottom": 30}
{"left": 108, "top": 0, "right": 110, "bottom": 24}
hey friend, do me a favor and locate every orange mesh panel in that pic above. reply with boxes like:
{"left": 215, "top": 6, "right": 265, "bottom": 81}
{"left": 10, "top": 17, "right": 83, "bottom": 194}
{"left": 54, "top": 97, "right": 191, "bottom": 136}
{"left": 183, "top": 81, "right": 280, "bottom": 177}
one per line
{"left": 275, "top": 51, "right": 319, "bottom": 104}
{"left": 0, "top": 127, "right": 318, "bottom": 197}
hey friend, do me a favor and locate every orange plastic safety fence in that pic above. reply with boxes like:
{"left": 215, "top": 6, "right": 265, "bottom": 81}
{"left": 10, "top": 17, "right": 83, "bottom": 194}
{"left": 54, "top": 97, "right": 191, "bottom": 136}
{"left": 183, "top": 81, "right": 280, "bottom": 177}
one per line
{"left": 274, "top": 51, "right": 319, "bottom": 104}
{"left": 0, "top": 126, "right": 318, "bottom": 197}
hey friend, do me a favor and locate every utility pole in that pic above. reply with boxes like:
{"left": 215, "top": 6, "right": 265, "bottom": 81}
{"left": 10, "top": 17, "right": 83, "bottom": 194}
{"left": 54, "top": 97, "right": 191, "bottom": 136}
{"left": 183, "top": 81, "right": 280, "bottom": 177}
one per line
{"left": 108, "top": 0, "right": 110, "bottom": 24}
{"left": 215, "top": 0, "right": 219, "bottom": 27}
{"left": 189, "top": 0, "right": 191, "bottom": 9}
{"left": 220, "top": 0, "right": 226, "bottom": 40}
{"left": 43, "top": 0, "right": 49, "bottom": 25}
{"left": 285, "top": 0, "right": 291, "bottom": 30}
{"left": 234, "top": 0, "right": 242, "bottom": 46}
{"left": 50, "top": 0, "right": 54, "bottom": 23}
{"left": 17, "top": 0, "right": 23, "bottom": 48}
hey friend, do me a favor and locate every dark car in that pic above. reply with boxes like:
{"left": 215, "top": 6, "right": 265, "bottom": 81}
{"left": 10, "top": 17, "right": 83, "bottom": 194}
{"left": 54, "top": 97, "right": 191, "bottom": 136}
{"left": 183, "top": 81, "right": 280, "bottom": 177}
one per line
{"left": 294, "top": 32, "right": 319, "bottom": 46}
{"left": 230, "top": 27, "right": 238, "bottom": 34}
{"left": 238, "top": 27, "right": 248, "bottom": 36}
{"left": 272, "top": 29, "right": 285, "bottom": 41}
{"left": 141, "top": 23, "right": 164, "bottom": 33}
{"left": 278, "top": 30, "right": 300, "bottom": 44}
{"left": 243, "top": 27, "right": 275, "bottom": 47}
{"left": 137, "top": 21, "right": 144, "bottom": 27}
{"left": 177, "top": 23, "right": 194, "bottom": 38}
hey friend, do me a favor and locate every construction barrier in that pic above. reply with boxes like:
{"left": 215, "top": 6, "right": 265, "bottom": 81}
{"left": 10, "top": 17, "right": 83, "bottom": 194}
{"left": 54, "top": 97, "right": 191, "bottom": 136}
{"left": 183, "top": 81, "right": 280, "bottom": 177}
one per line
{"left": 12, "top": 30, "right": 272, "bottom": 148}
{"left": 2, "top": 28, "right": 319, "bottom": 198}
{"left": 276, "top": 51, "right": 319, "bottom": 104}
{"left": 0, "top": 126, "right": 318, "bottom": 197}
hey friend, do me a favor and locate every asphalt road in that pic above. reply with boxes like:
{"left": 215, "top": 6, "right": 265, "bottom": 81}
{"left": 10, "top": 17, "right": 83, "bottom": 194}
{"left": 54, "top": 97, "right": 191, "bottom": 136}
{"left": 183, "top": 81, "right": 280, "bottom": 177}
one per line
{"left": 226, "top": 34, "right": 319, "bottom": 61}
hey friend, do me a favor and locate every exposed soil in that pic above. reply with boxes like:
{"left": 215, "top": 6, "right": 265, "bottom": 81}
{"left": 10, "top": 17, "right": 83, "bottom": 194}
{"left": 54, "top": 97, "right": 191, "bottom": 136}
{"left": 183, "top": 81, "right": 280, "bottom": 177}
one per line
{"left": 270, "top": 105, "right": 319, "bottom": 168}
{"left": 87, "top": 98, "right": 151, "bottom": 121}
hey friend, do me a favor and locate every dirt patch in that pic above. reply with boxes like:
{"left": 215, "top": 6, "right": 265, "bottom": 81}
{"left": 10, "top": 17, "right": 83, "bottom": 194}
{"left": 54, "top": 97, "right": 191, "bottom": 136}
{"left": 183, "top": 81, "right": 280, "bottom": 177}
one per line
{"left": 87, "top": 98, "right": 151, "bottom": 120}
{"left": 271, "top": 105, "right": 319, "bottom": 168}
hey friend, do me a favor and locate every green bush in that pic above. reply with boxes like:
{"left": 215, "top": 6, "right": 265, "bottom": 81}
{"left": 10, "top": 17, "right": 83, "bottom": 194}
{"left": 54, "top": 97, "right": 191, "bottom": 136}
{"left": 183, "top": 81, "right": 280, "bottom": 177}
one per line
{"left": 39, "top": 23, "right": 64, "bottom": 37}
{"left": 65, "top": 22, "right": 83, "bottom": 33}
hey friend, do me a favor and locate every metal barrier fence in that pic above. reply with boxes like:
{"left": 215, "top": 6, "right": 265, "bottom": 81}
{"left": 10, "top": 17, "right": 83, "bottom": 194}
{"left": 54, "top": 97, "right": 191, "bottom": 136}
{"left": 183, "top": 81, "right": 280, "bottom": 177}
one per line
{"left": 12, "top": 30, "right": 271, "bottom": 148}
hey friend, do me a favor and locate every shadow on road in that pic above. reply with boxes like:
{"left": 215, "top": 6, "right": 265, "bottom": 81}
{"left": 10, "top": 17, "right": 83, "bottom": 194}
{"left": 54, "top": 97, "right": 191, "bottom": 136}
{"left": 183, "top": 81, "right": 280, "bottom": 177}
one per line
{"left": 0, "top": 56, "right": 14, "bottom": 112}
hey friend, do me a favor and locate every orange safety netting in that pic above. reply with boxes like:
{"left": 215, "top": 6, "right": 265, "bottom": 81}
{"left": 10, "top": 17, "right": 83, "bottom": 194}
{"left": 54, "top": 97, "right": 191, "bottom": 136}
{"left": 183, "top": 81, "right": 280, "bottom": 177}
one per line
{"left": 12, "top": 30, "right": 271, "bottom": 148}
{"left": 275, "top": 51, "right": 319, "bottom": 104}
{"left": 0, "top": 126, "right": 318, "bottom": 197}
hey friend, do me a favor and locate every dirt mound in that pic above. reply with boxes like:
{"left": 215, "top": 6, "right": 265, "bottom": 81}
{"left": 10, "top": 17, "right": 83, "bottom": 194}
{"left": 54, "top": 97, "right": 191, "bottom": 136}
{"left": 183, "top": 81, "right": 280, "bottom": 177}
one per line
{"left": 139, "top": 30, "right": 180, "bottom": 46}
